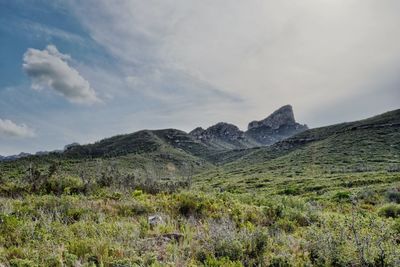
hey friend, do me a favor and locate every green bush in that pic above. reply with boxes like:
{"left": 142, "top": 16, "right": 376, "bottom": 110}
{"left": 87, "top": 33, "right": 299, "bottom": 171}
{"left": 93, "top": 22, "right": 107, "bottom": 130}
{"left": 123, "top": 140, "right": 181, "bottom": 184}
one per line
{"left": 262, "top": 205, "right": 284, "bottom": 225}
{"left": 387, "top": 189, "right": 400, "bottom": 204}
{"left": 0, "top": 182, "right": 28, "bottom": 197}
{"left": 204, "top": 256, "right": 243, "bottom": 267}
{"left": 393, "top": 219, "right": 400, "bottom": 234}
{"left": 214, "top": 239, "right": 243, "bottom": 261}
{"left": 67, "top": 239, "right": 94, "bottom": 260}
{"left": 269, "top": 256, "right": 291, "bottom": 267}
{"left": 44, "top": 176, "right": 84, "bottom": 195}
{"left": 116, "top": 200, "right": 151, "bottom": 216}
{"left": 0, "top": 215, "right": 24, "bottom": 246}
{"left": 333, "top": 191, "right": 352, "bottom": 202}
{"left": 379, "top": 204, "right": 400, "bottom": 218}
{"left": 176, "top": 193, "right": 213, "bottom": 217}
{"left": 9, "top": 259, "right": 37, "bottom": 267}
{"left": 276, "top": 218, "right": 296, "bottom": 233}
{"left": 63, "top": 252, "right": 79, "bottom": 267}
{"left": 242, "top": 229, "right": 268, "bottom": 265}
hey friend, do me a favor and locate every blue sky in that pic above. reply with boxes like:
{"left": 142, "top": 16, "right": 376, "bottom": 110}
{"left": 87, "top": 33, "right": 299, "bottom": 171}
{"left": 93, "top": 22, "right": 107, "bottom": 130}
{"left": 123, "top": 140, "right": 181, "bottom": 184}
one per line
{"left": 1, "top": 0, "right": 400, "bottom": 155}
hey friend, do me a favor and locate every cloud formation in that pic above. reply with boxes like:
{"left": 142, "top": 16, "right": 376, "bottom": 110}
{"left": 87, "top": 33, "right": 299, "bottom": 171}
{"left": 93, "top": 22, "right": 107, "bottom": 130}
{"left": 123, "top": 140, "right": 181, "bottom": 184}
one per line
{"left": 71, "top": 0, "right": 400, "bottom": 126}
{"left": 0, "top": 118, "right": 35, "bottom": 138}
{"left": 23, "top": 45, "right": 100, "bottom": 104}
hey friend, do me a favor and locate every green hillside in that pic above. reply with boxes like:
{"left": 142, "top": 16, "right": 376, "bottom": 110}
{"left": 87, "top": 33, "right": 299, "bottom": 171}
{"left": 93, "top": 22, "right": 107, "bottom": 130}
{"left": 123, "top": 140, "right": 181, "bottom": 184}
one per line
{"left": 195, "top": 109, "right": 400, "bottom": 199}
{"left": 0, "top": 109, "right": 399, "bottom": 266}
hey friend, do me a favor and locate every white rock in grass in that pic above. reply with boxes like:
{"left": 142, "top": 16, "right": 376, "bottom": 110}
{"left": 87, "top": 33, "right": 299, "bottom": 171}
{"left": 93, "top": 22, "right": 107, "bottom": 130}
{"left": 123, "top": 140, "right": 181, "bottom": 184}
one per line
{"left": 148, "top": 215, "right": 164, "bottom": 227}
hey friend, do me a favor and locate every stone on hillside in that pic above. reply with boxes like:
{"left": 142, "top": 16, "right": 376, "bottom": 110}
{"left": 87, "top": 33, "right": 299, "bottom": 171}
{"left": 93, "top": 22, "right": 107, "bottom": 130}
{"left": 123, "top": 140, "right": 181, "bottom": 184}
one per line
{"left": 148, "top": 215, "right": 164, "bottom": 228}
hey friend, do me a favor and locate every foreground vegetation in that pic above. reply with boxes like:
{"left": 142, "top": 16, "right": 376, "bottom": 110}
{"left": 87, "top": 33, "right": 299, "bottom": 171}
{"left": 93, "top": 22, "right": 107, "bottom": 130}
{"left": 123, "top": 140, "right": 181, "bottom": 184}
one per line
{"left": 0, "top": 161, "right": 399, "bottom": 266}
{"left": 0, "top": 109, "right": 399, "bottom": 266}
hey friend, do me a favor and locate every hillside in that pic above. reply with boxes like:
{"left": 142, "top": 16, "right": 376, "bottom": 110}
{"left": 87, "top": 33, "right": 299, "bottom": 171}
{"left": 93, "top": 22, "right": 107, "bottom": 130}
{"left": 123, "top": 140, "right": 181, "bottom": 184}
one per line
{"left": 0, "top": 108, "right": 399, "bottom": 266}
{"left": 195, "top": 108, "right": 400, "bottom": 198}
{"left": 233, "top": 108, "right": 400, "bottom": 167}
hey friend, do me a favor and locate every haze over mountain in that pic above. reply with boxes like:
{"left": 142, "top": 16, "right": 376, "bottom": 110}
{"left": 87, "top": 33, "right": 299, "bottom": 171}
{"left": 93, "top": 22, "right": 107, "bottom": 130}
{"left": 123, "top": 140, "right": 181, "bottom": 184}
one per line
{"left": 0, "top": 105, "right": 307, "bottom": 160}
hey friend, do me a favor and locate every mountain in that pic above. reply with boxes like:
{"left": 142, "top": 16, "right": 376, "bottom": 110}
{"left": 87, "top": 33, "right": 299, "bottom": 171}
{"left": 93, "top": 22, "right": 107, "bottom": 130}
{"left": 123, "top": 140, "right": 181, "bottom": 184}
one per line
{"left": 203, "top": 108, "right": 400, "bottom": 193}
{"left": 189, "top": 105, "right": 308, "bottom": 148}
{"left": 189, "top": 123, "right": 258, "bottom": 150}
{"left": 245, "top": 105, "right": 308, "bottom": 145}
{"left": 1, "top": 105, "right": 307, "bottom": 165}
{"left": 0, "top": 152, "right": 32, "bottom": 161}
{"left": 2, "top": 107, "right": 399, "bottom": 181}
{"left": 240, "top": 107, "right": 400, "bottom": 167}
{"left": 1, "top": 107, "right": 399, "bottom": 267}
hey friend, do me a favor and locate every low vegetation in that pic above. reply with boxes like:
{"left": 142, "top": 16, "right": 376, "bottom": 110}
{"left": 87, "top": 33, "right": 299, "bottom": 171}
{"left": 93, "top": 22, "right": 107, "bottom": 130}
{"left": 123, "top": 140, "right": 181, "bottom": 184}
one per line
{"left": 0, "top": 109, "right": 399, "bottom": 266}
{"left": 0, "top": 160, "right": 399, "bottom": 266}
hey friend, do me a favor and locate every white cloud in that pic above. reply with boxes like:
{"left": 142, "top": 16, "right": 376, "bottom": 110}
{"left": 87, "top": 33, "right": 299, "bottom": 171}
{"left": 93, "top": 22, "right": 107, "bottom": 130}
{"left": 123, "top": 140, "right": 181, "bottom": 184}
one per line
{"left": 70, "top": 0, "right": 400, "bottom": 127}
{"left": 0, "top": 118, "right": 35, "bottom": 138}
{"left": 23, "top": 45, "right": 100, "bottom": 105}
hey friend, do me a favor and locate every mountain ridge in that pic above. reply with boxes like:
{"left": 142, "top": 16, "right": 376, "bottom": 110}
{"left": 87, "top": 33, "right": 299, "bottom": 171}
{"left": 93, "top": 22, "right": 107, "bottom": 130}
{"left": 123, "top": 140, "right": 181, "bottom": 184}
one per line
{"left": 0, "top": 105, "right": 307, "bottom": 161}
{"left": 189, "top": 105, "right": 308, "bottom": 148}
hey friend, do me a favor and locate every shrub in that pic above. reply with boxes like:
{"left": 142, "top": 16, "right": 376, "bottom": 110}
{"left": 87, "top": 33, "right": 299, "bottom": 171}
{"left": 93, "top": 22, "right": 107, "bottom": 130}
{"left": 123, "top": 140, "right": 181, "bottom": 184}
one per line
{"left": 109, "top": 259, "right": 141, "bottom": 267}
{"left": 378, "top": 204, "right": 400, "bottom": 218}
{"left": 116, "top": 200, "right": 151, "bottom": 216}
{"left": 67, "top": 239, "right": 93, "bottom": 259}
{"left": 280, "top": 187, "right": 301, "bottom": 196}
{"left": 0, "top": 182, "right": 28, "bottom": 197}
{"left": 0, "top": 215, "right": 23, "bottom": 246}
{"left": 333, "top": 191, "right": 352, "bottom": 202}
{"left": 262, "top": 204, "right": 284, "bottom": 224}
{"left": 242, "top": 229, "right": 268, "bottom": 265}
{"left": 176, "top": 193, "right": 214, "bottom": 218}
{"left": 178, "top": 195, "right": 199, "bottom": 217}
{"left": 64, "top": 207, "right": 88, "bottom": 223}
{"left": 269, "top": 256, "right": 291, "bottom": 267}
{"left": 387, "top": 188, "right": 400, "bottom": 204}
{"left": 63, "top": 252, "right": 78, "bottom": 267}
{"left": 276, "top": 218, "right": 296, "bottom": 233}
{"left": 9, "top": 259, "right": 37, "bottom": 267}
{"left": 214, "top": 239, "right": 243, "bottom": 261}
{"left": 203, "top": 256, "right": 243, "bottom": 267}
{"left": 393, "top": 219, "right": 400, "bottom": 235}
{"left": 44, "top": 176, "right": 84, "bottom": 195}
{"left": 357, "top": 189, "right": 380, "bottom": 205}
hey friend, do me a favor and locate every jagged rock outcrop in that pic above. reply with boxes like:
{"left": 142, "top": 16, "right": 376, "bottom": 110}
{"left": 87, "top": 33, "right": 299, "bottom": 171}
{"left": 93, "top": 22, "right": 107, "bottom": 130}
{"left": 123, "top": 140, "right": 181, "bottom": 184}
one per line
{"left": 192, "top": 123, "right": 244, "bottom": 141}
{"left": 190, "top": 105, "right": 308, "bottom": 148}
{"left": 189, "top": 127, "right": 206, "bottom": 140}
{"left": 189, "top": 122, "right": 252, "bottom": 149}
{"left": 245, "top": 105, "right": 308, "bottom": 145}
{"left": 248, "top": 105, "right": 297, "bottom": 130}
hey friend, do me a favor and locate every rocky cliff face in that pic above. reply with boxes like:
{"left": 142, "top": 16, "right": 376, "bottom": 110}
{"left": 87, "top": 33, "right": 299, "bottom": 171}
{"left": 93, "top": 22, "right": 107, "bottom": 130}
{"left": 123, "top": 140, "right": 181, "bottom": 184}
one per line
{"left": 190, "top": 123, "right": 244, "bottom": 141}
{"left": 245, "top": 105, "right": 308, "bottom": 145}
{"left": 189, "top": 123, "right": 252, "bottom": 149}
{"left": 248, "top": 105, "right": 296, "bottom": 130}
{"left": 190, "top": 105, "right": 308, "bottom": 148}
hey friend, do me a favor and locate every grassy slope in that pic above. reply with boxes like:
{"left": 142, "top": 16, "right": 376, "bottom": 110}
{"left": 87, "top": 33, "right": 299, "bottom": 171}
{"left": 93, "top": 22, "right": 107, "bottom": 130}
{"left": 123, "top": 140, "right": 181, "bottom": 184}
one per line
{"left": 0, "top": 109, "right": 399, "bottom": 266}
{"left": 195, "top": 109, "right": 400, "bottom": 198}
{"left": 0, "top": 129, "right": 215, "bottom": 183}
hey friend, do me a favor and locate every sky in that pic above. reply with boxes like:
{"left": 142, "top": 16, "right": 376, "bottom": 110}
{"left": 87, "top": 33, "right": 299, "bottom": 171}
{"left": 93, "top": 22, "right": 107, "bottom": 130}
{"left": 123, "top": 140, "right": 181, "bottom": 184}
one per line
{"left": 0, "top": 0, "right": 399, "bottom": 155}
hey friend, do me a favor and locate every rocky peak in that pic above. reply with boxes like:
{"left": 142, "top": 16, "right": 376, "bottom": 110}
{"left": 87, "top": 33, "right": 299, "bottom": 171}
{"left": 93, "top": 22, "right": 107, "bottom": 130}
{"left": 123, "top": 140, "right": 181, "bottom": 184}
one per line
{"left": 189, "top": 104, "right": 308, "bottom": 148}
{"left": 248, "top": 105, "right": 296, "bottom": 130}
{"left": 207, "top": 123, "right": 243, "bottom": 139}
{"left": 189, "top": 127, "right": 205, "bottom": 139}
{"left": 189, "top": 123, "right": 244, "bottom": 141}
{"left": 64, "top": 142, "right": 80, "bottom": 151}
